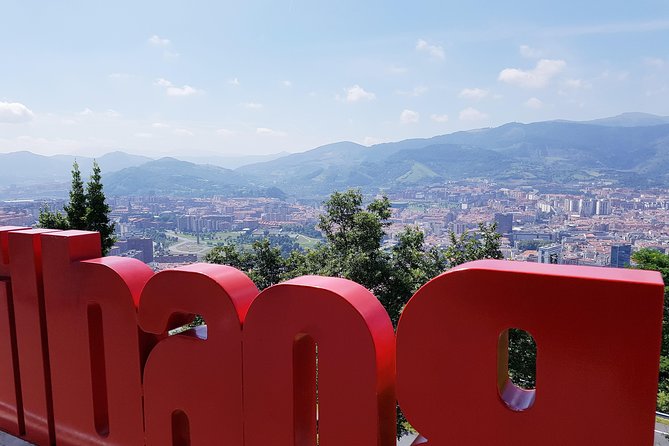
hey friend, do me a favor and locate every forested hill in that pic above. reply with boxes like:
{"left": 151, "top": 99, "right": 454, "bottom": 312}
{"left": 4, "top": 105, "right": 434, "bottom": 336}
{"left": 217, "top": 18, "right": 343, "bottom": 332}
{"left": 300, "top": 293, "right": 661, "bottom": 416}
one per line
{"left": 237, "top": 115, "right": 669, "bottom": 195}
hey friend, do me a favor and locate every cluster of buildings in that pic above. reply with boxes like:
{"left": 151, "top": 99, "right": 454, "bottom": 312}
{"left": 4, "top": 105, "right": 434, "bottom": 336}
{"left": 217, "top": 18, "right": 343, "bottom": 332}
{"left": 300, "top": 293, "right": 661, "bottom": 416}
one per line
{"left": 384, "top": 182, "right": 669, "bottom": 267}
{"left": 106, "top": 196, "right": 320, "bottom": 235}
{"left": 2, "top": 181, "right": 669, "bottom": 270}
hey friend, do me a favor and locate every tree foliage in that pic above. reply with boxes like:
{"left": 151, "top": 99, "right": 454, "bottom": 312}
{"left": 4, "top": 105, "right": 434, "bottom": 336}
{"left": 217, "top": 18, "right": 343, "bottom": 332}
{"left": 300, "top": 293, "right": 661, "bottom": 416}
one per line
{"left": 63, "top": 161, "right": 87, "bottom": 230}
{"left": 205, "top": 188, "right": 505, "bottom": 437}
{"left": 85, "top": 161, "right": 116, "bottom": 255}
{"left": 205, "top": 188, "right": 507, "bottom": 325}
{"left": 632, "top": 248, "right": 669, "bottom": 411}
{"left": 37, "top": 206, "right": 69, "bottom": 230}
{"left": 38, "top": 161, "right": 116, "bottom": 255}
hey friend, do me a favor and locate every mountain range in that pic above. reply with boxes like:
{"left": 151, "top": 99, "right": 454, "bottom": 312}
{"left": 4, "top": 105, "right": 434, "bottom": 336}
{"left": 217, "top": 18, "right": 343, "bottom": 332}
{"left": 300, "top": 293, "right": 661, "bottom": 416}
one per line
{"left": 1, "top": 112, "right": 668, "bottom": 199}
{"left": 238, "top": 112, "right": 669, "bottom": 194}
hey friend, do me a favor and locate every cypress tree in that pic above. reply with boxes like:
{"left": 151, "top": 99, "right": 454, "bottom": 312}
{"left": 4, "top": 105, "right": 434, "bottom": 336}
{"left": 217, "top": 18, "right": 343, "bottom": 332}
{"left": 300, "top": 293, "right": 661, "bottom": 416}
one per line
{"left": 85, "top": 161, "right": 116, "bottom": 255}
{"left": 63, "top": 161, "right": 87, "bottom": 229}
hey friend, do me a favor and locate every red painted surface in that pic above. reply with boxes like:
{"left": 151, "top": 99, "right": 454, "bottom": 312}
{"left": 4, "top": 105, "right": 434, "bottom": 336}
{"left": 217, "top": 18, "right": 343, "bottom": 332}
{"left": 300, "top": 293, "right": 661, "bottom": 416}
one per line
{"left": 0, "top": 229, "right": 664, "bottom": 446}
{"left": 41, "top": 231, "right": 153, "bottom": 446}
{"left": 139, "top": 264, "right": 258, "bottom": 446}
{"left": 396, "top": 260, "right": 664, "bottom": 445}
{"left": 0, "top": 278, "right": 21, "bottom": 438}
{"left": 0, "top": 227, "right": 30, "bottom": 276}
{"left": 8, "top": 229, "right": 58, "bottom": 446}
{"left": 243, "top": 276, "right": 397, "bottom": 446}
{"left": 0, "top": 226, "right": 30, "bottom": 438}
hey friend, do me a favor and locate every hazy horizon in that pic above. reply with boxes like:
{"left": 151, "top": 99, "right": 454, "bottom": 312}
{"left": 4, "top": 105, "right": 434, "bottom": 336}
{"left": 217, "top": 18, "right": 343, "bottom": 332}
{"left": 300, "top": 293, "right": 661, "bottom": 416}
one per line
{"left": 1, "top": 1, "right": 668, "bottom": 158}
{"left": 1, "top": 111, "right": 668, "bottom": 160}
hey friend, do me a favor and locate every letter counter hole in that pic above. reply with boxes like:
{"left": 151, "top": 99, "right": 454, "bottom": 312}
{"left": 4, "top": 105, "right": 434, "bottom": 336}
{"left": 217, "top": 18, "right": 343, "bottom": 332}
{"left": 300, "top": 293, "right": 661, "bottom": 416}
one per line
{"left": 87, "top": 303, "right": 110, "bottom": 437}
{"left": 293, "top": 334, "right": 318, "bottom": 446}
{"left": 497, "top": 328, "right": 537, "bottom": 411}
{"left": 172, "top": 410, "right": 190, "bottom": 446}
{"left": 167, "top": 314, "right": 208, "bottom": 340}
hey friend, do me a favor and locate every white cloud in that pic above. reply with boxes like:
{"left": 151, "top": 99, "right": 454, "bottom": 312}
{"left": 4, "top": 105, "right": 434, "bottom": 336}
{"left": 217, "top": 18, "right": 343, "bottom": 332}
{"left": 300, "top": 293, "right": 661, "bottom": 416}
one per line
{"left": 76, "top": 108, "right": 119, "bottom": 118}
{"left": 256, "top": 127, "right": 286, "bottom": 137}
{"left": 416, "top": 39, "right": 445, "bottom": 60}
{"left": 459, "top": 107, "right": 488, "bottom": 121}
{"left": 459, "top": 88, "right": 489, "bottom": 100}
{"left": 134, "top": 132, "right": 153, "bottom": 138}
{"left": 644, "top": 57, "right": 666, "bottom": 68}
{"left": 155, "top": 78, "right": 202, "bottom": 97}
{"left": 148, "top": 36, "right": 180, "bottom": 59}
{"left": 563, "top": 78, "right": 591, "bottom": 89}
{"left": 155, "top": 78, "right": 172, "bottom": 87}
{"left": 398, "top": 86, "right": 428, "bottom": 97}
{"left": 243, "top": 102, "right": 264, "bottom": 110}
{"left": 498, "top": 59, "right": 566, "bottom": 88}
{"left": 228, "top": 78, "right": 241, "bottom": 86}
{"left": 430, "top": 114, "right": 449, "bottom": 123}
{"left": 344, "top": 85, "right": 376, "bottom": 102}
{"left": 152, "top": 122, "right": 169, "bottom": 129}
{"left": 167, "top": 85, "right": 200, "bottom": 97}
{"left": 0, "top": 102, "right": 35, "bottom": 123}
{"left": 216, "top": 128, "right": 235, "bottom": 136}
{"left": 519, "top": 45, "right": 543, "bottom": 58}
{"left": 148, "top": 35, "right": 170, "bottom": 46}
{"left": 363, "top": 136, "right": 383, "bottom": 146}
{"left": 281, "top": 80, "right": 292, "bottom": 88}
{"left": 400, "top": 109, "right": 420, "bottom": 124}
{"left": 524, "top": 97, "right": 544, "bottom": 109}
{"left": 174, "top": 128, "right": 194, "bottom": 136}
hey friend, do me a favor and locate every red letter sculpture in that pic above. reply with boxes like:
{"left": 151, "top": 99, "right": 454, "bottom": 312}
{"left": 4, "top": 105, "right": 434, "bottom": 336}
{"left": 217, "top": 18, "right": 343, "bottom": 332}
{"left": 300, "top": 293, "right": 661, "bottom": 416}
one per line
{"left": 41, "top": 230, "right": 153, "bottom": 446}
{"left": 396, "top": 260, "right": 664, "bottom": 445}
{"left": 0, "top": 226, "right": 30, "bottom": 437}
{"left": 139, "top": 263, "right": 258, "bottom": 446}
{"left": 8, "top": 229, "right": 59, "bottom": 445}
{"left": 243, "top": 276, "right": 396, "bottom": 446}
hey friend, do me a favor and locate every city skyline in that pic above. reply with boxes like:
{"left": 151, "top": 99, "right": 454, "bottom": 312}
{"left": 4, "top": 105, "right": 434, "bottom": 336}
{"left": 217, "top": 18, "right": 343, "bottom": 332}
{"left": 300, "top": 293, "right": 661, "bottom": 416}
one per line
{"left": 1, "top": 0, "right": 668, "bottom": 158}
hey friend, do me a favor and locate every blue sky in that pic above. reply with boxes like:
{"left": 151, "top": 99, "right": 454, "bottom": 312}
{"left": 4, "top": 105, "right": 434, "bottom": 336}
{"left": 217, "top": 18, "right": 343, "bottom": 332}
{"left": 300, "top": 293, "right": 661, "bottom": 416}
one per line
{"left": 1, "top": 0, "right": 668, "bottom": 157}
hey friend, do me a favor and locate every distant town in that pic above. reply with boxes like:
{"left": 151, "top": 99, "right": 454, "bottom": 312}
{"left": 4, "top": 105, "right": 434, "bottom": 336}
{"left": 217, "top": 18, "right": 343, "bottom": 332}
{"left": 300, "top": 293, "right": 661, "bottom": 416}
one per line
{"left": 2, "top": 179, "right": 667, "bottom": 272}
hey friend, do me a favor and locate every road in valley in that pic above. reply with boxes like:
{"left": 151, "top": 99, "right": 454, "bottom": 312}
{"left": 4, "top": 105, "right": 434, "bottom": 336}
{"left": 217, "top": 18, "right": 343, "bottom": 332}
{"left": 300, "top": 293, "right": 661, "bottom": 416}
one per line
{"left": 167, "top": 231, "right": 211, "bottom": 257}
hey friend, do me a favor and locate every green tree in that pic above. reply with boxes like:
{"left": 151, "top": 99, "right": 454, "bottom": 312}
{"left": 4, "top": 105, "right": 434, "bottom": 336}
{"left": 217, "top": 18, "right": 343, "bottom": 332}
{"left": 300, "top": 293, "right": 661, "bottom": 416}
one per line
{"left": 443, "top": 222, "right": 503, "bottom": 267}
{"left": 85, "top": 161, "right": 116, "bottom": 255}
{"left": 63, "top": 161, "right": 87, "bottom": 230}
{"left": 37, "top": 161, "right": 116, "bottom": 255}
{"left": 631, "top": 248, "right": 669, "bottom": 411}
{"left": 384, "top": 226, "right": 445, "bottom": 324}
{"left": 206, "top": 188, "right": 506, "bottom": 438}
{"left": 248, "top": 239, "right": 285, "bottom": 290}
{"left": 316, "top": 191, "right": 394, "bottom": 314}
{"left": 205, "top": 242, "right": 247, "bottom": 270}
{"left": 37, "top": 206, "right": 69, "bottom": 230}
